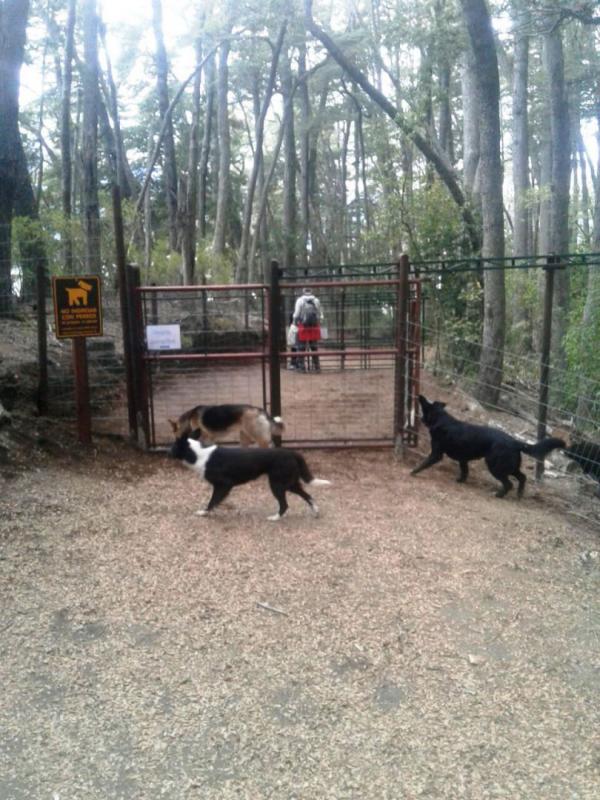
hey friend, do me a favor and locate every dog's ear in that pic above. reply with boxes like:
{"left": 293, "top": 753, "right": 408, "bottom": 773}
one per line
{"left": 418, "top": 394, "right": 429, "bottom": 407}
{"left": 168, "top": 418, "right": 179, "bottom": 434}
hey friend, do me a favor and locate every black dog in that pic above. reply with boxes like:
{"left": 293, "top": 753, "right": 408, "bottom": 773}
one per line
{"left": 411, "top": 394, "right": 566, "bottom": 498}
{"left": 564, "top": 438, "right": 600, "bottom": 498}
{"left": 169, "top": 435, "right": 331, "bottom": 520}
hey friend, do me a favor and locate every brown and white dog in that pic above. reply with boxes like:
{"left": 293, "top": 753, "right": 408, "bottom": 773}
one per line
{"left": 169, "top": 403, "right": 285, "bottom": 448}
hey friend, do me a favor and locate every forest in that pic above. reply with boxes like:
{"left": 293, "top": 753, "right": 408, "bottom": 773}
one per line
{"left": 0, "top": 0, "right": 599, "bottom": 417}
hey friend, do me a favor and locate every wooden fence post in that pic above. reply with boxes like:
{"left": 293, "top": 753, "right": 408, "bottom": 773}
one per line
{"left": 72, "top": 337, "right": 91, "bottom": 444}
{"left": 268, "top": 259, "right": 282, "bottom": 446}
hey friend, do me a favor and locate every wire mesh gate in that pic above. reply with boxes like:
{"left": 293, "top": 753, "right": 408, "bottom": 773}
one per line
{"left": 131, "top": 260, "right": 422, "bottom": 449}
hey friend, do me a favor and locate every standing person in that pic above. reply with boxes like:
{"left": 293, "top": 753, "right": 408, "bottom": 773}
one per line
{"left": 287, "top": 313, "right": 300, "bottom": 370}
{"left": 293, "top": 288, "right": 322, "bottom": 372}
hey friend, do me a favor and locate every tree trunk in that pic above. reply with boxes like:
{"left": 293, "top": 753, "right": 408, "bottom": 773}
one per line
{"left": 181, "top": 38, "right": 203, "bottom": 285}
{"left": 248, "top": 71, "right": 267, "bottom": 282}
{"left": 212, "top": 38, "right": 231, "bottom": 256}
{"left": 152, "top": 0, "right": 178, "bottom": 251}
{"left": 197, "top": 51, "right": 215, "bottom": 242}
{"left": 543, "top": 25, "right": 570, "bottom": 369}
{"left": 510, "top": 1, "right": 531, "bottom": 344}
{"left": 99, "top": 20, "right": 137, "bottom": 200}
{"left": 460, "top": 0, "right": 506, "bottom": 405}
{"left": 461, "top": 45, "right": 480, "bottom": 207}
{"left": 297, "top": 38, "right": 310, "bottom": 268}
{"left": 281, "top": 50, "right": 296, "bottom": 271}
{"left": 81, "top": 0, "right": 101, "bottom": 274}
{"left": 308, "top": 86, "right": 330, "bottom": 265}
{"left": 14, "top": 136, "right": 48, "bottom": 302}
{"left": 248, "top": 106, "right": 288, "bottom": 280}
{"left": 438, "top": 61, "right": 454, "bottom": 163}
{"left": 576, "top": 126, "right": 591, "bottom": 245}
{"left": 511, "top": 7, "right": 530, "bottom": 256}
{"left": 60, "top": 0, "right": 75, "bottom": 273}
{"left": 144, "top": 130, "right": 153, "bottom": 281}
{"left": 0, "top": 0, "right": 29, "bottom": 313}
{"left": 236, "top": 22, "right": 286, "bottom": 283}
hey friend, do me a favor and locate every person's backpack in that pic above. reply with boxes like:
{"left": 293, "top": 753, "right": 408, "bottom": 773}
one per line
{"left": 301, "top": 298, "right": 319, "bottom": 327}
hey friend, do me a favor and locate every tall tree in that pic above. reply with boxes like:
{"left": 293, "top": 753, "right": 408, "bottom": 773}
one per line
{"left": 0, "top": 0, "right": 29, "bottom": 313}
{"left": 81, "top": 0, "right": 101, "bottom": 274}
{"left": 281, "top": 49, "right": 297, "bottom": 271}
{"left": 180, "top": 37, "right": 203, "bottom": 285}
{"left": 460, "top": 0, "right": 506, "bottom": 405}
{"left": 236, "top": 22, "right": 287, "bottom": 283}
{"left": 543, "top": 22, "right": 570, "bottom": 368}
{"left": 197, "top": 51, "right": 215, "bottom": 242}
{"left": 60, "top": 0, "right": 75, "bottom": 273}
{"left": 152, "top": 0, "right": 178, "bottom": 251}
{"left": 212, "top": 37, "right": 231, "bottom": 256}
{"left": 511, "top": 2, "right": 531, "bottom": 256}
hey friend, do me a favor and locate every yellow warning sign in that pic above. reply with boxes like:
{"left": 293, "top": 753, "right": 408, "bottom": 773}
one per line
{"left": 52, "top": 276, "right": 103, "bottom": 338}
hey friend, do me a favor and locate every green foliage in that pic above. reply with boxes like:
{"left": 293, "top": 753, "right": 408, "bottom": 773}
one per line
{"left": 408, "top": 182, "right": 466, "bottom": 261}
{"left": 562, "top": 267, "right": 600, "bottom": 423}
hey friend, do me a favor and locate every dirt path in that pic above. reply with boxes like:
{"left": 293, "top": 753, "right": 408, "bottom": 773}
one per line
{"left": 1, "top": 441, "right": 599, "bottom": 799}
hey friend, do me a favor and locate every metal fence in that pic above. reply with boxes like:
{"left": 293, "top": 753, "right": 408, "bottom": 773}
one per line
{"left": 131, "top": 260, "right": 421, "bottom": 449}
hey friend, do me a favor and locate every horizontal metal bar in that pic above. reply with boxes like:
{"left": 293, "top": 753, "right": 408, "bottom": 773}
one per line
{"left": 149, "top": 439, "right": 400, "bottom": 452}
{"left": 280, "top": 348, "right": 399, "bottom": 356}
{"left": 144, "top": 351, "right": 267, "bottom": 361}
{"left": 280, "top": 278, "right": 415, "bottom": 289}
{"left": 144, "top": 347, "right": 407, "bottom": 361}
{"left": 137, "top": 283, "right": 268, "bottom": 293}
{"left": 281, "top": 439, "right": 396, "bottom": 449}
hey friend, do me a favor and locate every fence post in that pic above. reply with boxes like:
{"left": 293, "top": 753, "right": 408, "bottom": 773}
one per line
{"left": 268, "top": 259, "right": 282, "bottom": 446}
{"left": 535, "top": 254, "right": 556, "bottom": 480}
{"left": 72, "top": 337, "right": 91, "bottom": 444}
{"left": 394, "top": 254, "right": 410, "bottom": 454}
{"left": 112, "top": 183, "right": 138, "bottom": 441}
{"left": 127, "top": 265, "right": 150, "bottom": 449}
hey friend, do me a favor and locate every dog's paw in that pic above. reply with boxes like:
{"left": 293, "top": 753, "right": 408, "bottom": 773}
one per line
{"left": 267, "top": 513, "right": 282, "bottom": 522}
{"left": 195, "top": 509, "right": 210, "bottom": 516}
{"left": 310, "top": 503, "right": 320, "bottom": 517}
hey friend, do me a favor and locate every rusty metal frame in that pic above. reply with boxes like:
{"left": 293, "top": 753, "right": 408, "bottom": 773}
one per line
{"left": 134, "top": 270, "right": 422, "bottom": 450}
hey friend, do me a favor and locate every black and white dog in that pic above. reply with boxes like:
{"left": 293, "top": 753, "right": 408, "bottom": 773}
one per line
{"left": 170, "top": 435, "right": 331, "bottom": 520}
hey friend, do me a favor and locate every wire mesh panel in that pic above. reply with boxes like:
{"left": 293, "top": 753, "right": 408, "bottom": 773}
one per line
{"left": 136, "top": 271, "right": 422, "bottom": 449}
{"left": 413, "top": 257, "right": 600, "bottom": 525}
{"left": 278, "top": 268, "right": 421, "bottom": 447}
{"left": 138, "top": 284, "right": 269, "bottom": 448}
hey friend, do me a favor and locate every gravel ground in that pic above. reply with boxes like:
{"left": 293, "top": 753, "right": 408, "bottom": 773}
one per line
{"left": 1, "top": 438, "right": 599, "bottom": 800}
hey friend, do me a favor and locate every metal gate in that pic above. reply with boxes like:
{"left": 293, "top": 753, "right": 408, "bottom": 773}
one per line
{"left": 128, "top": 259, "right": 422, "bottom": 449}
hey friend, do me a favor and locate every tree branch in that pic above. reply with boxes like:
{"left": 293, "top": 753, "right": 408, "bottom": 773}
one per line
{"left": 303, "top": 0, "right": 481, "bottom": 252}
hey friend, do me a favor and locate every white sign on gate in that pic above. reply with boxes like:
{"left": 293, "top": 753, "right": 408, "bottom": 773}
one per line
{"left": 146, "top": 324, "right": 181, "bottom": 351}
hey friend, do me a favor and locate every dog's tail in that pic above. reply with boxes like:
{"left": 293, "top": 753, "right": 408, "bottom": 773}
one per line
{"left": 520, "top": 437, "right": 566, "bottom": 459}
{"left": 295, "top": 452, "right": 332, "bottom": 487}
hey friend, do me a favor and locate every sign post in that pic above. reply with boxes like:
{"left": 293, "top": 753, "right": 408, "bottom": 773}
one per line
{"left": 52, "top": 276, "right": 103, "bottom": 444}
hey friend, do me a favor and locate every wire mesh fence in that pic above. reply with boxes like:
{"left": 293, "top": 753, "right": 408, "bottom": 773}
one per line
{"left": 1, "top": 249, "right": 599, "bottom": 526}
{"left": 138, "top": 284, "right": 269, "bottom": 447}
